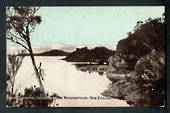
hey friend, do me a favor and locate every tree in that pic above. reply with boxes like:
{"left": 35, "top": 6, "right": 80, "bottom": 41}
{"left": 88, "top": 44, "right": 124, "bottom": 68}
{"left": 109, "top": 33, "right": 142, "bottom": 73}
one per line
{"left": 116, "top": 14, "right": 165, "bottom": 71}
{"left": 116, "top": 14, "right": 165, "bottom": 59}
{"left": 125, "top": 50, "right": 165, "bottom": 106}
{"left": 116, "top": 14, "right": 165, "bottom": 106}
{"left": 6, "top": 50, "right": 25, "bottom": 94}
{"left": 6, "top": 7, "right": 44, "bottom": 93}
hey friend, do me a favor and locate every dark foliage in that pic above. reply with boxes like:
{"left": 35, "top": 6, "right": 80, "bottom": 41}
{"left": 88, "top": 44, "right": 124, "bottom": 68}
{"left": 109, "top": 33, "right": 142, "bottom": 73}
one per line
{"left": 104, "top": 14, "right": 165, "bottom": 107}
{"left": 6, "top": 86, "right": 61, "bottom": 107}
{"left": 64, "top": 47, "right": 116, "bottom": 62}
{"left": 116, "top": 16, "right": 165, "bottom": 65}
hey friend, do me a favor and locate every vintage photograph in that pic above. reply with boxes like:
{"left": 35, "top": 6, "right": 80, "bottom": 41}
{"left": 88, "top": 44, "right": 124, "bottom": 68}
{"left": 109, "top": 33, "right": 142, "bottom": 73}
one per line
{"left": 6, "top": 6, "right": 165, "bottom": 107}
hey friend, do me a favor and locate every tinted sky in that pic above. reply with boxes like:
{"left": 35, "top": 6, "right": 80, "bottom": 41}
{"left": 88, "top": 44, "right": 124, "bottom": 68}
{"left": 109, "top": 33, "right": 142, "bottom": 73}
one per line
{"left": 7, "top": 6, "right": 164, "bottom": 47}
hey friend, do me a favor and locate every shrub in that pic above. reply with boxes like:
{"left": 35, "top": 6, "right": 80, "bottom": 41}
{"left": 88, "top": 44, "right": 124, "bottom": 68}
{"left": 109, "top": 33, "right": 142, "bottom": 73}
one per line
{"left": 6, "top": 86, "right": 61, "bottom": 107}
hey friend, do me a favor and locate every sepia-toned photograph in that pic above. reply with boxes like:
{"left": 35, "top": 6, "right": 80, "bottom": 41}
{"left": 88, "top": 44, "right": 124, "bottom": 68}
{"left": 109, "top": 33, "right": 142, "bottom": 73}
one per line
{"left": 6, "top": 6, "right": 165, "bottom": 107}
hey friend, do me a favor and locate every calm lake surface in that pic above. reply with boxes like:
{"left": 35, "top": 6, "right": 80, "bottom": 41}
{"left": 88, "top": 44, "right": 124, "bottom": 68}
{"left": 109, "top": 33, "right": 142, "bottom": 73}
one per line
{"left": 14, "top": 56, "right": 129, "bottom": 107}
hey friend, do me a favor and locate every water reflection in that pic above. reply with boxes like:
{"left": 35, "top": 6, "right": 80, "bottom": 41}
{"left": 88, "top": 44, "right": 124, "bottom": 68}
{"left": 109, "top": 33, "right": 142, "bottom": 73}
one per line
{"left": 14, "top": 56, "right": 129, "bottom": 106}
{"left": 74, "top": 64, "right": 109, "bottom": 76}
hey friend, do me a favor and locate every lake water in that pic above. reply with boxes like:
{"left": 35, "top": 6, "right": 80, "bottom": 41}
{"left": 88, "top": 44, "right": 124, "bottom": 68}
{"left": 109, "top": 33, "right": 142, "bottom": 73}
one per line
{"left": 14, "top": 56, "right": 129, "bottom": 107}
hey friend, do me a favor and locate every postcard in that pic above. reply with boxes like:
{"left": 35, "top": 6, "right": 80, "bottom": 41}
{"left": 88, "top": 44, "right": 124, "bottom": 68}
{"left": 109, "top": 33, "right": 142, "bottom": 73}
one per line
{"left": 6, "top": 6, "right": 165, "bottom": 107}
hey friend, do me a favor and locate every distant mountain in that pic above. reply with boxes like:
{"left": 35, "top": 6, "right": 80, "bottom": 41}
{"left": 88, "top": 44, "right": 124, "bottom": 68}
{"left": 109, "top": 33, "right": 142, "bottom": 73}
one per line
{"left": 64, "top": 46, "right": 116, "bottom": 62}
{"left": 36, "top": 49, "right": 70, "bottom": 56}
{"left": 19, "top": 49, "right": 70, "bottom": 56}
{"left": 6, "top": 44, "right": 77, "bottom": 55}
{"left": 32, "top": 44, "right": 77, "bottom": 53}
{"left": 7, "top": 44, "right": 115, "bottom": 55}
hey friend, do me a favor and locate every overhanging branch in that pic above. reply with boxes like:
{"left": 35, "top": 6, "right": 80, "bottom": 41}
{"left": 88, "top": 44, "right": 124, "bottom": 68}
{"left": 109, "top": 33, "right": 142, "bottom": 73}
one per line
{"left": 7, "top": 36, "right": 29, "bottom": 51}
{"left": 8, "top": 32, "right": 28, "bottom": 45}
{"left": 15, "top": 41, "right": 29, "bottom": 51}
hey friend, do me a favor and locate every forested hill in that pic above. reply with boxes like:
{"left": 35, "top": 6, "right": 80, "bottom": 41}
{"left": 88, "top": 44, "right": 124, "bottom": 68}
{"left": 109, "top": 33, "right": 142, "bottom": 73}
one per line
{"left": 102, "top": 15, "right": 165, "bottom": 107}
{"left": 64, "top": 47, "right": 116, "bottom": 62}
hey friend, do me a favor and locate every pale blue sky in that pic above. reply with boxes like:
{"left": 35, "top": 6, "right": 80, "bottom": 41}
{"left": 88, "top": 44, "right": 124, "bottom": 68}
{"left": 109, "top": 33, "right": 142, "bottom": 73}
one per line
{"left": 7, "top": 6, "right": 164, "bottom": 47}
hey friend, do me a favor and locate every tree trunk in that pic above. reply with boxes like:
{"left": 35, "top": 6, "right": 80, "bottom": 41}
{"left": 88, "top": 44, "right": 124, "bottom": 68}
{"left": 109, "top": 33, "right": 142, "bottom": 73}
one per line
{"left": 27, "top": 40, "right": 45, "bottom": 94}
{"left": 11, "top": 84, "right": 14, "bottom": 95}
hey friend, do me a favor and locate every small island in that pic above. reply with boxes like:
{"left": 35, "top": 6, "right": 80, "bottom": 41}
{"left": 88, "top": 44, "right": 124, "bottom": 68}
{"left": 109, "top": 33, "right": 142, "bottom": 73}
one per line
{"left": 17, "top": 49, "right": 70, "bottom": 56}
